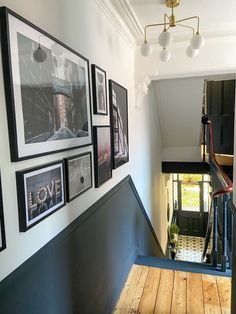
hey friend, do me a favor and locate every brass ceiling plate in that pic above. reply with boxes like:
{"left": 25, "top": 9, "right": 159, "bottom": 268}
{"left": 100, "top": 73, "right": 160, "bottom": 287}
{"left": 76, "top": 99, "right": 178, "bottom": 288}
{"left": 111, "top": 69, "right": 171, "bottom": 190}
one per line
{"left": 166, "top": 0, "right": 180, "bottom": 8}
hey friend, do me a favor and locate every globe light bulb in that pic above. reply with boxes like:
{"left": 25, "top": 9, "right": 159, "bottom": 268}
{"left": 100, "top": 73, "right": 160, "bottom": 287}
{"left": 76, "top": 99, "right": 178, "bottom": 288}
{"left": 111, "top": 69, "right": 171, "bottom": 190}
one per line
{"left": 186, "top": 46, "right": 199, "bottom": 58}
{"left": 140, "top": 42, "right": 153, "bottom": 57}
{"left": 33, "top": 45, "right": 47, "bottom": 63}
{"left": 190, "top": 33, "right": 205, "bottom": 50}
{"left": 158, "top": 30, "right": 173, "bottom": 48}
{"left": 159, "top": 48, "right": 171, "bottom": 62}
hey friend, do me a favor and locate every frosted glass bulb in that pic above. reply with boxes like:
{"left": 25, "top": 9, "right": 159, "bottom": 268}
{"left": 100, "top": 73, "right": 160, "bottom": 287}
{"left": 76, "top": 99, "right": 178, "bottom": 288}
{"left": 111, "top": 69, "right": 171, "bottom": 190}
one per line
{"left": 140, "top": 42, "right": 153, "bottom": 57}
{"left": 190, "top": 33, "right": 205, "bottom": 50}
{"left": 186, "top": 46, "right": 199, "bottom": 58}
{"left": 158, "top": 30, "right": 173, "bottom": 48}
{"left": 159, "top": 48, "right": 171, "bottom": 62}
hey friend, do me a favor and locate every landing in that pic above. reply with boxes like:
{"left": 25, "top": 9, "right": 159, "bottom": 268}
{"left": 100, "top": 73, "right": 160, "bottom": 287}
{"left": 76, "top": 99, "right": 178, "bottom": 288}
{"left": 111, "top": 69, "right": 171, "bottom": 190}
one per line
{"left": 113, "top": 264, "right": 231, "bottom": 313}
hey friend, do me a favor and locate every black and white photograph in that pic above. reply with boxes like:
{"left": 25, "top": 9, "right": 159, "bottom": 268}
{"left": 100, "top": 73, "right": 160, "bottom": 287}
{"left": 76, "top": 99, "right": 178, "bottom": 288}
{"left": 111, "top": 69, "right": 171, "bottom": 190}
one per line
{"left": 0, "top": 7, "right": 92, "bottom": 161}
{"left": 65, "top": 152, "right": 92, "bottom": 202}
{"left": 109, "top": 80, "right": 129, "bottom": 169}
{"left": 94, "top": 126, "right": 112, "bottom": 187}
{"left": 16, "top": 161, "right": 65, "bottom": 231}
{"left": 91, "top": 64, "right": 108, "bottom": 115}
{"left": 0, "top": 175, "right": 6, "bottom": 252}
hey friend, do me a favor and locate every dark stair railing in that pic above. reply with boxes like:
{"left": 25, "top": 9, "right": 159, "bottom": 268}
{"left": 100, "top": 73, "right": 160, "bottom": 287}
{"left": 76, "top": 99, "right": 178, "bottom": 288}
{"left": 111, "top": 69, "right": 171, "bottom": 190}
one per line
{"left": 202, "top": 116, "right": 233, "bottom": 272}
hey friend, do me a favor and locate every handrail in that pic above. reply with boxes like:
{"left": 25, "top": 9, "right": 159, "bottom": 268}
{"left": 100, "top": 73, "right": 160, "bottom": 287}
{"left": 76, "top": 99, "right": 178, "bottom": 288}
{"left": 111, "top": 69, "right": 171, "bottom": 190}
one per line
{"left": 202, "top": 116, "right": 233, "bottom": 269}
{"left": 205, "top": 119, "right": 233, "bottom": 197}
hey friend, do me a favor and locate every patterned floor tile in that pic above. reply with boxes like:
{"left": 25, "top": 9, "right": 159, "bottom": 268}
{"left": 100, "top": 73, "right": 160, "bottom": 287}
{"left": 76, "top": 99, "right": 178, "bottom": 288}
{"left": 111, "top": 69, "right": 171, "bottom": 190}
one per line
{"left": 176, "top": 235, "right": 205, "bottom": 263}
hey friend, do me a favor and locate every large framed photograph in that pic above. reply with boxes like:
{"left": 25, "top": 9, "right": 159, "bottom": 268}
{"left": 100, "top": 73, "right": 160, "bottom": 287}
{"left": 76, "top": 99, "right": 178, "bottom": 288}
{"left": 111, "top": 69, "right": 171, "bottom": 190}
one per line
{"left": 91, "top": 64, "right": 108, "bottom": 115}
{"left": 93, "top": 126, "right": 112, "bottom": 187}
{"left": 65, "top": 152, "right": 92, "bottom": 202}
{"left": 0, "top": 175, "right": 6, "bottom": 252}
{"left": 109, "top": 80, "right": 129, "bottom": 169}
{"left": 0, "top": 7, "right": 92, "bottom": 161}
{"left": 16, "top": 161, "right": 65, "bottom": 232}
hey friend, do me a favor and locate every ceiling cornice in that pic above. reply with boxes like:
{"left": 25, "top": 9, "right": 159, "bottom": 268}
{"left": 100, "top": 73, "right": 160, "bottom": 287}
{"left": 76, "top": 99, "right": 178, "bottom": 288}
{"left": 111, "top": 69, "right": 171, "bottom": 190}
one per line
{"left": 111, "top": 0, "right": 144, "bottom": 39}
{"left": 96, "top": 0, "right": 137, "bottom": 48}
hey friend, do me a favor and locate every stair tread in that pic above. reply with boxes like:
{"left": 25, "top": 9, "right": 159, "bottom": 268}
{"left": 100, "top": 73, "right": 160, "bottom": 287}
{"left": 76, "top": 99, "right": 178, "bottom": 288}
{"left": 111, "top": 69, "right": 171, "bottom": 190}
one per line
{"left": 135, "top": 255, "right": 231, "bottom": 278}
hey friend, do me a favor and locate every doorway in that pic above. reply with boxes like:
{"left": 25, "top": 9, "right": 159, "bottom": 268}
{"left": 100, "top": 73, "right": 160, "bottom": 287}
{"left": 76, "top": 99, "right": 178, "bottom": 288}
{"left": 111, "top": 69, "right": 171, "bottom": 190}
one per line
{"left": 173, "top": 174, "right": 210, "bottom": 237}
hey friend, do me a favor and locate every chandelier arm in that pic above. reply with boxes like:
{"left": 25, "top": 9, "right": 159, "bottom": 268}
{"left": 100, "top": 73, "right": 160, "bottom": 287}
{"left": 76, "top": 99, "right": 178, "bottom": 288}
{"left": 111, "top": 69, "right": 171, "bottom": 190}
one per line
{"left": 175, "top": 16, "right": 200, "bottom": 33}
{"left": 164, "top": 13, "right": 170, "bottom": 30}
{"left": 144, "top": 22, "right": 170, "bottom": 42}
{"left": 176, "top": 23, "right": 195, "bottom": 36}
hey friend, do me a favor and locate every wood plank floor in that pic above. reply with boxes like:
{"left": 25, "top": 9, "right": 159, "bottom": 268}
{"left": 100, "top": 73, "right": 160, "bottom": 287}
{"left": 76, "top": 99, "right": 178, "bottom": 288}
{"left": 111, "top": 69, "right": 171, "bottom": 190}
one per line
{"left": 113, "top": 265, "right": 231, "bottom": 314}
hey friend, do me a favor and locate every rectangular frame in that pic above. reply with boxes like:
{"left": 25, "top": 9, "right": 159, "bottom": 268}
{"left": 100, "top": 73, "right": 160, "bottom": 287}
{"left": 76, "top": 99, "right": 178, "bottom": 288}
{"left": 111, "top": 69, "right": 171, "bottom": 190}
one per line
{"left": 0, "top": 7, "right": 92, "bottom": 161}
{"left": 109, "top": 80, "right": 129, "bottom": 169}
{"left": 93, "top": 126, "right": 112, "bottom": 187}
{"left": 0, "top": 175, "right": 6, "bottom": 252}
{"left": 65, "top": 152, "right": 92, "bottom": 202}
{"left": 16, "top": 160, "right": 66, "bottom": 232}
{"left": 91, "top": 64, "right": 108, "bottom": 115}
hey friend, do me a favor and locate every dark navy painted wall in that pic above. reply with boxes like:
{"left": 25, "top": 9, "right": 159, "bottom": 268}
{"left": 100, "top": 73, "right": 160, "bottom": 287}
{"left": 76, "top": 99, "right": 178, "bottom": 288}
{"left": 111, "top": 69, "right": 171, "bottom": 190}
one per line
{"left": 0, "top": 175, "right": 163, "bottom": 314}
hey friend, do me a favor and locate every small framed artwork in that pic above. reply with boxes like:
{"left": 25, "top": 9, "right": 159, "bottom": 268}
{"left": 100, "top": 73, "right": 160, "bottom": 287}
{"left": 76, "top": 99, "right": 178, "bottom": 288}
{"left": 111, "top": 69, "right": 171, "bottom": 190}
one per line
{"left": 91, "top": 64, "right": 108, "bottom": 115}
{"left": 16, "top": 161, "right": 65, "bottom": 231}
{"left": 0, "top": 7, "right": 92, "bottom": 161}
{"left": 109, "top": 80, "right": 129, "bottom": 169}
{"left": 0, "top": 175, "right": 6, "bottom": 252}
{"left": 94, "top": 126, "right": 112, "bottom": 187}
{"left": 65, "top": 152, "right": 92, "bottom": 202}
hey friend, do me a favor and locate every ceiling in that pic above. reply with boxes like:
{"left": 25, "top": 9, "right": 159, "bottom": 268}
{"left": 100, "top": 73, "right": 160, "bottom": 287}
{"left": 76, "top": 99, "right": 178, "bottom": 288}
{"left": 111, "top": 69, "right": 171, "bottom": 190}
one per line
{"left": 128, "top": 0, "right": 236, "bottom": 41}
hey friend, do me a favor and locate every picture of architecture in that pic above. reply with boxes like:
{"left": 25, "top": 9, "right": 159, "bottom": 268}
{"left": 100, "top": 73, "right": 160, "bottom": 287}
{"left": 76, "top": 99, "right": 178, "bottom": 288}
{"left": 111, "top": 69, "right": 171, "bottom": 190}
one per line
{"left": 18, "top": 33, "right": 89, "bottom": 143}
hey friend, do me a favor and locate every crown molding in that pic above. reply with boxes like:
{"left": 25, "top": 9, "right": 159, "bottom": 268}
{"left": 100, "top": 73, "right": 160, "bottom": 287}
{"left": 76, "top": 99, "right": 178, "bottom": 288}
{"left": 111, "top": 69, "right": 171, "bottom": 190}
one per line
{"left": 96, "top": 0, "right": 137, "bottom": 48}
{"left": 111, "top": 0, "right": 144, "bottom": 39}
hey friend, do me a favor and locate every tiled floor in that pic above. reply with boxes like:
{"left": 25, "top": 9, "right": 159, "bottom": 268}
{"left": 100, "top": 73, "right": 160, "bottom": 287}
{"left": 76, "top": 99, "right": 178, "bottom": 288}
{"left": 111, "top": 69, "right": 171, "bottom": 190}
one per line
{"left": 176, "top": 235, "right": 205, "bottom": 263}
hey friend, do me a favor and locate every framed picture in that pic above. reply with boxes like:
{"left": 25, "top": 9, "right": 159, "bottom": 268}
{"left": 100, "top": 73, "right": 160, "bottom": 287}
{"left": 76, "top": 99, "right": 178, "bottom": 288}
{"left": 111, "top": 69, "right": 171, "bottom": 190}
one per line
{"left": 0, "top": 7, "right": 92, "bottom": 161}
{"left": 16, "top": 161, "right": 65, "bottom": 231}
{"left": 0, "top": 175, "right": 6, "bottom": 252}
{"left": 65, "top": 152, "right": 92, "bottom": 202}
{"left": 91, "top": 64, "right": 108, "bottom": 115}
{"left": 93, "top": 126, "right": 112, "bottom": 187}
{"left": 109, "top": 80, "right": 129, "bottom": 169}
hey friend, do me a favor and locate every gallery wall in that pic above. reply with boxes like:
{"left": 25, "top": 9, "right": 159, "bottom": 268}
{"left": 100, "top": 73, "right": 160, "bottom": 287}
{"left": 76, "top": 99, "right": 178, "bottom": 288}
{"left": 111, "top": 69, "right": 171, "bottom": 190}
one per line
{"left": 0, "top": 0, "right": 169, "bottom": 281}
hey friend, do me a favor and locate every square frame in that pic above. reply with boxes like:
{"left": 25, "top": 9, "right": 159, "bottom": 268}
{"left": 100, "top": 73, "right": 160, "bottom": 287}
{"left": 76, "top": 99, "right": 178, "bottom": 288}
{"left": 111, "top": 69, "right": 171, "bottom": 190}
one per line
{"left": 91, "top": 64, "right": 108, "bottom": 115}
{"left": 93, "top": 126, "right": 112, "bottom": 187}
{"left": 109, "top": 80, "right": 129, "bottom": 169}
{"left": 0, "top": 7, "right": 92, "bottom": 161}
{"left": 16, "top": 160, "right": 66, "bottom": 232}
{"left": 65, "top": 152, "right": 92, "bottom": 202}
{"left": 0, "top": 175, "right": 6, "bottom": 252}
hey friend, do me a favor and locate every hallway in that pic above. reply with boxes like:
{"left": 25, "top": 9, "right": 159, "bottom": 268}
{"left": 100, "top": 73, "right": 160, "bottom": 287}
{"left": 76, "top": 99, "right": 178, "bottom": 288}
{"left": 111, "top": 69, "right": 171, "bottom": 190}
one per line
{"left": 113, "top": 264, "right": 231, "bottom": 313}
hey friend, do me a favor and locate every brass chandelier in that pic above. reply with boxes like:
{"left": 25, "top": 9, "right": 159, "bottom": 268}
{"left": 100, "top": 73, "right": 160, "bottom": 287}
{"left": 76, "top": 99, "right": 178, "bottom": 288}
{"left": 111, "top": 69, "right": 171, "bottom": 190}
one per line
{"left": 140, "top": 0, "right": 205, "bottom": 62}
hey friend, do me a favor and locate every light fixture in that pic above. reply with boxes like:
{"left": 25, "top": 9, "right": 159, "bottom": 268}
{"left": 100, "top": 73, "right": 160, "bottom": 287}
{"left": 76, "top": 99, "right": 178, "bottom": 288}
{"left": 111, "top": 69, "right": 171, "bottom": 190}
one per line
{"left": 140, "top": 0, "right": 205, "bottom": 62}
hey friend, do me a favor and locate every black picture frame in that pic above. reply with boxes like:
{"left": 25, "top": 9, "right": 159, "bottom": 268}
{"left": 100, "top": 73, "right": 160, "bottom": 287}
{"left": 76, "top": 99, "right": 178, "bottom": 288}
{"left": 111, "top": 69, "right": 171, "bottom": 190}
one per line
{"left": 109, "top": 80, "right": 129, "bottom": 169}
{"left": 91, "top": 64, "right": 108, "bottom": 115}
{"left": 0, "top": 175, "right": 6, "bottom": 252}
{"left": 93, "top": 126, "right": 112, "bottom": 187}
{"left": 65, "top": 152, "right": 92, "bottom": 202}
{"left": 16, "top": 160, "right": 66, "bottom": 232}
{"left": 0, "top": 6, "right": 92, "bottom": 161}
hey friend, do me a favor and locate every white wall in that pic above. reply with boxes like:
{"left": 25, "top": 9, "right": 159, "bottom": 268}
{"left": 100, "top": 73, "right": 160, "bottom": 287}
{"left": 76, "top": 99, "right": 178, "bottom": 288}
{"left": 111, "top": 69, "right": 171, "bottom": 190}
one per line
{"left": 133, "top": 83, "right": 172, "bottom": 252}
{"left": 0, "top": 0, "right": 168, "bottom": 281}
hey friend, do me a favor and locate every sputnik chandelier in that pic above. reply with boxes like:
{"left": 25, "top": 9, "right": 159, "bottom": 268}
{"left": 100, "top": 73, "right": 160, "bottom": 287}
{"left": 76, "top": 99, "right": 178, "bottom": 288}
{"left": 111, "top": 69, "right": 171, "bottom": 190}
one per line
{"left": 140, "top": 0, "right": 205, "bottom": 62}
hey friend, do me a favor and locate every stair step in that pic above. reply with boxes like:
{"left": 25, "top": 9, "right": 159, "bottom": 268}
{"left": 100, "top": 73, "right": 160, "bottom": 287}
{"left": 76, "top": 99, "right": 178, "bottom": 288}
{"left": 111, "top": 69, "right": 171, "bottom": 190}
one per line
{"left": 135, "top": 255, "right": 231, "bottom": 278}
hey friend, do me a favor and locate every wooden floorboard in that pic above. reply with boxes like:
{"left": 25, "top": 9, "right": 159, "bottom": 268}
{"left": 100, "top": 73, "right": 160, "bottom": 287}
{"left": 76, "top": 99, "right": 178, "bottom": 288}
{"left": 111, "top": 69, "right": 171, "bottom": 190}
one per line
{"left": 113, "top": 265, "right": 231, "bottom": 314}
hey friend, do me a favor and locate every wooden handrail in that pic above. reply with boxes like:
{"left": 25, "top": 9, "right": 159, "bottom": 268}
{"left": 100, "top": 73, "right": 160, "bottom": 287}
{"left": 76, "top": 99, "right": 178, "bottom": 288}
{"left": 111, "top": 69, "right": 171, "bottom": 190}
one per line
{"left": 206, "top": 120, "right": 233, "bottom": 198}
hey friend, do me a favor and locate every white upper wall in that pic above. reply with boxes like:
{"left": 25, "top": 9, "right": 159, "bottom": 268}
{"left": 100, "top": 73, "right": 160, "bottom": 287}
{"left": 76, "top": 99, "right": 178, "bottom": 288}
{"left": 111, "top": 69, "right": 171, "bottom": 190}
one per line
{"left": 154, "top": 77, "right": 204, "bottom": 148}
